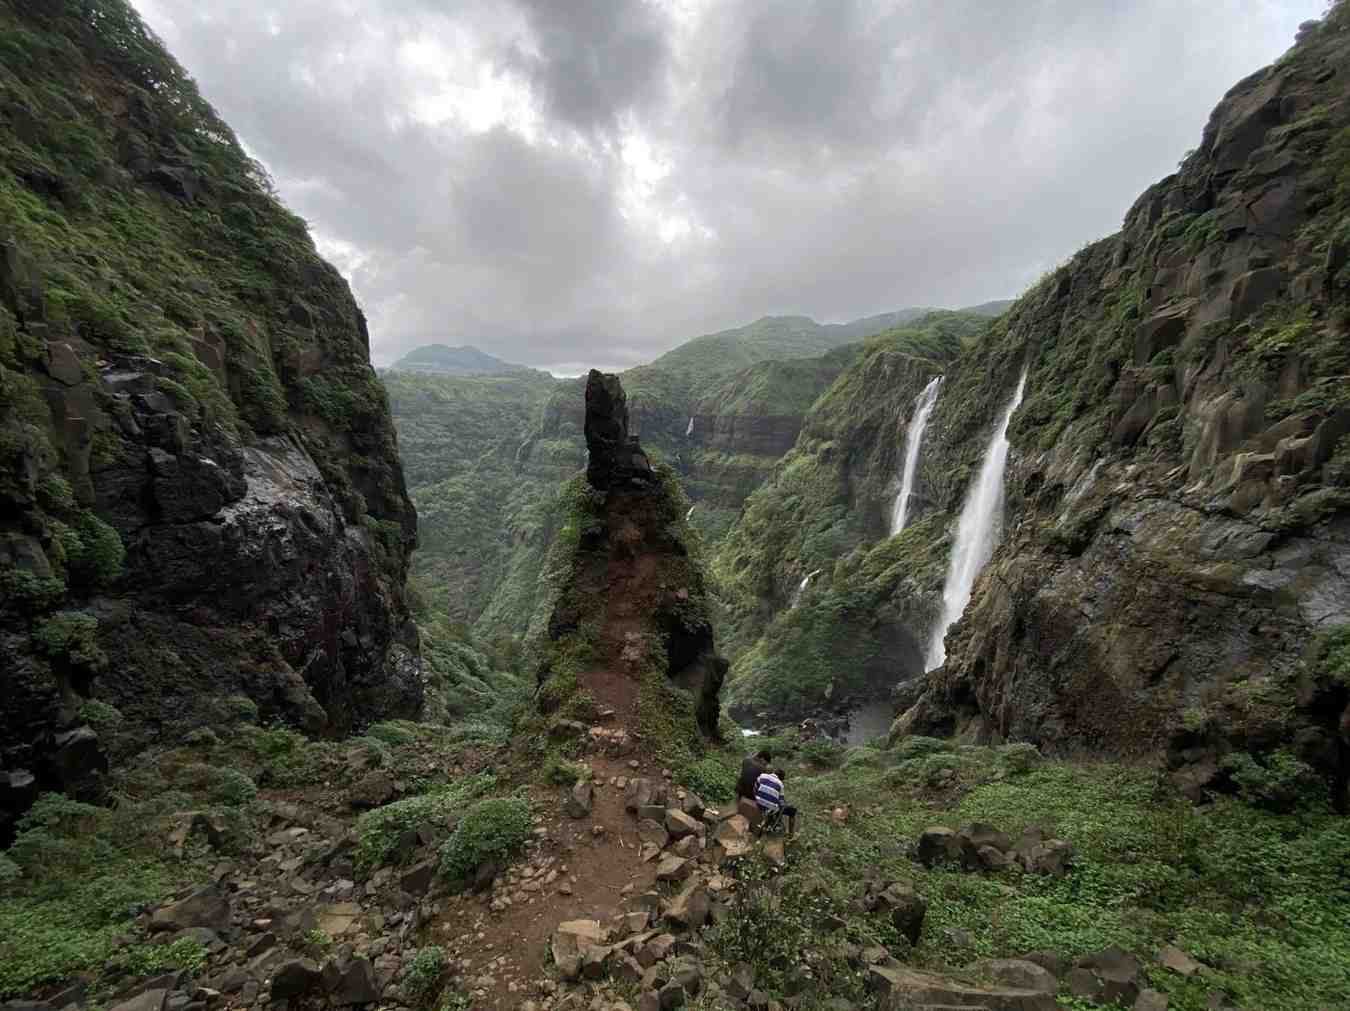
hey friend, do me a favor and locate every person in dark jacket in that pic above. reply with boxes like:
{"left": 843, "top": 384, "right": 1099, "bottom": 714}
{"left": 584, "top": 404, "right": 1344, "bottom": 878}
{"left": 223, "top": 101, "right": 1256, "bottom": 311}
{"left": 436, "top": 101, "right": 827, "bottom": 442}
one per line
{"left": 737, "top": 749, "right": 772, "bottom": 801}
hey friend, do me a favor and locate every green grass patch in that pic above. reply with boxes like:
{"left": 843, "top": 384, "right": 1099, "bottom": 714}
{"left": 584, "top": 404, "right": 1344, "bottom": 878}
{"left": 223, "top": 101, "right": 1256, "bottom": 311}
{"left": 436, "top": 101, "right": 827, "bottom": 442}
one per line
{"left": 437, "top": 796, "right": 534, "bottom": 885}
{"left": 353, "top": 773, "right": 496, "bottom": 873}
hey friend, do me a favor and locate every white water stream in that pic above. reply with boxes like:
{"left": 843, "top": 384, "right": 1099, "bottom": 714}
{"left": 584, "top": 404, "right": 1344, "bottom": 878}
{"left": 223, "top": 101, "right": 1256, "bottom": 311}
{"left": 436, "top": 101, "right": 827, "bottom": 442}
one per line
{"left": 925, "top": 370, "right": 1027, "bottom": 671}
{"left": 890, "top": 375, "right": 943, "bottom": 535}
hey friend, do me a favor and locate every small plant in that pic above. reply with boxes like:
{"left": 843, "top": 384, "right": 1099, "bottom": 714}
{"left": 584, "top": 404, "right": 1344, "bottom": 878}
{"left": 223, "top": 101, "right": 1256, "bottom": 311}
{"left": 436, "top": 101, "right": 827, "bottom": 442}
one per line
{"left": 541, "top": 756, "right": 586, "bottom": 786}
{"left": 366, "top": 721, "right": 417, "bottom": 747}
{"left": 105, "top": 936, "right": 208, "bottom": 979}
{"left": 183, "top": 728, "right": 219, "bottom": 748}
{"left": 302, "top": 928, "right": 333, "bottom": 951}
{"left": 219, "top": 694, "right": 259, "bottom": 725}
{"left": 176, "top": 763, "right": 257, "bottom": 807}
{"left": 33, "top": 612, "right": 107, "bottom": 671}
{"left": 63, "top": 512, "right": 125, "bottom": 587}
{"left": 677, "top": 754, "right": 738, "bottom": 803}
{"left": 403, "top": 945, "right": 446, "bottom": 1001}
{"left": 437, "top": 796, "right": 533, "bottom": 884}
{"left": 77, "top": 699, "right": 123, "bottom": 737}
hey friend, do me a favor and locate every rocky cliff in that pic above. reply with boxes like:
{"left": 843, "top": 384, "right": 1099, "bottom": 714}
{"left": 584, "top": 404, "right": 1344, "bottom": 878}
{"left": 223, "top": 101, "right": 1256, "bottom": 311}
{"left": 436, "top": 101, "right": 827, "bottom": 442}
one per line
{"left": 717, "top": 14, "right": 1350, "bottom": 805}
{"left": 906, "top": 11, "right": 1350, "bottom": 801}
{"left": 0, "top": 1, "right": 419, "bottom": 838}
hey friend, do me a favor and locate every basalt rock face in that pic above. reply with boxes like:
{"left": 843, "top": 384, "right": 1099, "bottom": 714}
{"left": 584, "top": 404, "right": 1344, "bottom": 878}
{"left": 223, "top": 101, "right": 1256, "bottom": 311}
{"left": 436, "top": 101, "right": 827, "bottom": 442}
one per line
{"left": 584, "top": 370, "right": 655, "bottom": 491}
{"left": 0, "top": 2, "right": 419, "bottom": 839}
{"left": 536, "top": 373, "right": 726, "bottom": 743}
{"left": 904, "top": 12, "right": 1350, "bottom": 802}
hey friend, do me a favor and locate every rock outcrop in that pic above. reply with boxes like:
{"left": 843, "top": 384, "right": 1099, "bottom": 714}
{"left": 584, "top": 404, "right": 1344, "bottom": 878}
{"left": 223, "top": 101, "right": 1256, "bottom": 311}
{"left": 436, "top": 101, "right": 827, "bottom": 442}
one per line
{"left": 534, "top": 372, "right": 726, "bottom": 744}
{"left": 0, "top": 2, "right": 419, "bottom": 841}
{"left": 901, "top": 12, "right": 1350, "bottom": 802}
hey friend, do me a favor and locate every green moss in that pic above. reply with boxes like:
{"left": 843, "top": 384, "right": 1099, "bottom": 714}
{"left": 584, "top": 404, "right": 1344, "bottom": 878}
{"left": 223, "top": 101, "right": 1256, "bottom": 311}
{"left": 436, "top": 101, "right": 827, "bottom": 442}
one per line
{"left": 33, "top": 611, "right": 106, "bottom": 671}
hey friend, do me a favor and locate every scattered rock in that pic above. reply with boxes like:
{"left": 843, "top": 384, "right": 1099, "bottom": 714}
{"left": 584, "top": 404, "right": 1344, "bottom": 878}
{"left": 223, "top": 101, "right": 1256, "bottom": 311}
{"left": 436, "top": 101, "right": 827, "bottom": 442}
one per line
{"left": 867, "top": 964, "right": 1057, "bottom": 1011}
{"left": 655, "top": 856, "right": 692, "bottom": 882}
{"left": 664, "top": 881, "right": 711, "bottom": 929}
{"left": 150, "top": 887, "right": 231, "bottom": 933}
{"left": 711, "top": 815, "right": 752, "bottom": 860}
{"left": 973, "top": 959, "right": 1058, "bottom": 995}
{"left": 107, "top": 991, "right": 170, "bottom": 1011}
{"left": 1135, "top": 990, "right": 1170, "bottom": 1011}
{"left": 348, "top": 771, "right": 395, "bottom": 809}
{"left": 1076, "top": 946, "right": 1142, "bottom": 1005}
{"left": 270, "top": 959, "right": 321, "bottom": 999}
{"left": 664, "top": 809, "right": 701, "bottom": 839}
{"left": 565, "top": 781, "right": 594, "bottom": 819}
{"left": 1158, "top": 945, "right": 1203, "bottom": 977}
{"left": 916, "top": 826, "right": 963, "bottom": 868}
{"left": 331, "top": 957, "right": 380, "bottom": 1005}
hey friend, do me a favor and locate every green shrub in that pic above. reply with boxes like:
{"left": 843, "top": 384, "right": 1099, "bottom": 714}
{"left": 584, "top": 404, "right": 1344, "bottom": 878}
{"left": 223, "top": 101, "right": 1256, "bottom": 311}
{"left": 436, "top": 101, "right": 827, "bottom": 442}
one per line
{"left": 37, "top": 474, "right": 76, "bottom": 512}
{"left": 184, "top": 728, "right": 219, "bottom": 748}
{"left": 0, "top": 570, "right": 67, "bottom": 611}
{"left": 541, "top": 756, "right": 586, "bottom": 786}
{"left": 219, "top": 694, "right": 259, "bottom": 725}
{"left": 366, "top": 721, "right": 417, "bottom": 747}
{"left": 105, "top": 936, "right": 208, "bottom": 979}
{"left": 354, "top": 773, "right": 495, "bottom": 872}
{"left": 76, "top": 699, "right": 123, "bottom": 737}
{"left": 176, "top": 764, "right": 257, "bottom": 807}
{"left": 1222, "top": 750, "right": 1325, "bottom": 813}
{"left": 437, "top": 796, "right": 533, "bottom": 884}
{"left": 0, "top": 855, "right": 21, "bottom": 884}
{"left": 892, "top": 735, "right": 950, "bottom": 761}
{"left": 404, "top": 946, "right": 446, "bottom": 1001}
{"left": 32, "top": 612, "right": 106, "bottom": 670}
{"left": 802, "top": 739, "right": 845, "bottom": 768}
{"left": 63, "top": 512, "right": 125, "bottom": 587}
{"left": 678, "top": 754, "right": 738, "bottom": 803}
{"left": 998, "top": 742, "right": 1042, "bottom": 775}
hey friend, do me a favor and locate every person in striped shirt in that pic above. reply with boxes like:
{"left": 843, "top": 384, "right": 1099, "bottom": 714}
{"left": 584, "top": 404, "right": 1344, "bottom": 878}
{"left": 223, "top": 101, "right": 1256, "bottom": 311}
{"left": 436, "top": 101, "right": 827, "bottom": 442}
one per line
{"left": 753, "top": 767, "right": 798, "bottom": 837}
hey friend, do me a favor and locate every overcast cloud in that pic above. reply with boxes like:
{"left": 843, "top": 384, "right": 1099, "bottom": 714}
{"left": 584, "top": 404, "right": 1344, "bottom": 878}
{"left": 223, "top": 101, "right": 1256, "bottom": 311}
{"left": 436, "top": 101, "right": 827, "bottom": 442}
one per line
{"left": 133, "top": 0, "right": 1324, "bottom": 372}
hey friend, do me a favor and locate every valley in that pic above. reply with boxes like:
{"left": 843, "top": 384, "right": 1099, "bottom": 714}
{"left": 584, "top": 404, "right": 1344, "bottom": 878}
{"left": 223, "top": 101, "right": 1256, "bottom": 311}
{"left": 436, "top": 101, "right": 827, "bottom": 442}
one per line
{"left": 2, "top": 3, "right": 1348, "bottom": 1011}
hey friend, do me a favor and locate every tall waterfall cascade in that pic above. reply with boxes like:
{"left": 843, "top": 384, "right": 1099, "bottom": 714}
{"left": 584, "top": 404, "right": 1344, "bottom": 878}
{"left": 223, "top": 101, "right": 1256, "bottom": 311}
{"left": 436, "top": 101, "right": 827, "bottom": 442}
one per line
{"left": 685, "top": 416, "right": 694, "bottom": 436}
{"left": 890, "top": 375, "right": 943, "bottom": 535}
{"left": 925, "top": 370, "right": 1028, "bottom": 671}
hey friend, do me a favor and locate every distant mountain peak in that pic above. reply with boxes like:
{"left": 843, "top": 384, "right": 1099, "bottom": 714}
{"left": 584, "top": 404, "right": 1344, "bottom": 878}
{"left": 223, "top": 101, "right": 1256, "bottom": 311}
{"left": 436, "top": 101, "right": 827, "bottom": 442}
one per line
{"left": 388, "top": 343, "right": 535, "bottom": 376}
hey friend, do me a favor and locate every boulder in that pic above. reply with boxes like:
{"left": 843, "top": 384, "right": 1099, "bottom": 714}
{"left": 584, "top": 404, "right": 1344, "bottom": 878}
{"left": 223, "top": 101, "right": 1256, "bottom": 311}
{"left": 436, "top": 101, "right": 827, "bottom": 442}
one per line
{"left": 762, "top": 837, "right": 786, "bottom": 867}
{"left": 727, "top": 963, "right": 756, "bottom": 1000}
{"left": 1020, "top": 839, "right": 1073, "bottom": 876}
{"left": 973, "top": 958, "right": 1058, "bottom": 995}
{"left": 959, "top": 822, "right": 1013, "bottom": 855}
{"left": 1158, "top": 944, "right": 1203, "bottom": 977}
{"left": 867, "top": 964, "right": 1057, "bottom": 1011}
{"left": 107, "top": 991, "right": 169, "bottom": 1011}
{"left": 566, "top": 780, "right": 594, "bottom": 819}
{"left": 916, "top": 826, "right": 963, "bottom": 867}
{"left": 680, "top": 792, "right": 706, "bottom": 820}
{"left": 656, "top": 855, "right": 692, "bottom": 882}
{"left": 553, "top": 919, "right": 608, "bottom": 964}
{"left": 665, "top": 880, "right": 712, "bottom": 929}
{"left": 664, "top": 809, "right": 701, "bottom": 839}
{"left": 711, "top": 815, "right": 752, "bottom": 860}
{"left": 399, "top": 860, "right": 437, "bottom": 895}
{"left": 270, "top": 959, "right": 321, "bottom": 999}
{"left": 736, "top": 797, "right": 762, "bottom": 827}
{"left": 150, "top": 886, "right": 231, "bottom": 933}
{"left": 348, "top": 771, "right": 395, "bottom": 809}
{"left": 871, "top": 883, "right": 926, "bottom": 947}
{"left": 1135, "top": 990, "right": 1169, "bottom": 1011}
{"left": 637, "top": 818, "right": 669, "bottom": 848}
{"left": 1077, "top": 947, "right": 1142, "bottom": 1005}
{"left": 331, "top": 957, "right": 380, "bottom": 1005}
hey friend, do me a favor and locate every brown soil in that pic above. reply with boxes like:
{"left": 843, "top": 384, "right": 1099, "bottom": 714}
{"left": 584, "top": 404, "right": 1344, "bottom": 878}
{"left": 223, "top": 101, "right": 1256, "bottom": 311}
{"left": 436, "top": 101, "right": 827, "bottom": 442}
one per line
{"left": 422, "top": 494, "right": 680, "bottom": 1010}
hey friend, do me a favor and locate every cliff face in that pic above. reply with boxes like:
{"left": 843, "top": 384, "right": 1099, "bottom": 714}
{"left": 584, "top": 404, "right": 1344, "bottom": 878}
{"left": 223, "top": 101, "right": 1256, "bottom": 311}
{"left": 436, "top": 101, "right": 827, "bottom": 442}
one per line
{"left": 710, "top": 314, "right": 990, "bottom": 717}
{"left": 902, "top": 13, "right": 1350, "bottom": 799}
{"left": 0, "top": 1, "right": 419, "bottom": 833}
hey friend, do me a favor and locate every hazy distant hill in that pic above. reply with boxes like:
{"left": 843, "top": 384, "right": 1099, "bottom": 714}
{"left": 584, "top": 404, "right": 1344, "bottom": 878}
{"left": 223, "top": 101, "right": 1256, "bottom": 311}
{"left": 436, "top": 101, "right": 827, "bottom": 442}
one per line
{"left": 388, "top": 343, "right": 539, "bottom": 376}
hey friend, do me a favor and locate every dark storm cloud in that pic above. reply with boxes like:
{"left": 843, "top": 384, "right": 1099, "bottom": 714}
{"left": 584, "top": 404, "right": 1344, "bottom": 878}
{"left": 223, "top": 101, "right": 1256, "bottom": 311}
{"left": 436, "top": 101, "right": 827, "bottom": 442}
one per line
{"left": 503, "top": 0, "right": 671, "bottom": 135}
{"left": 133, "top": 0, "right": 1324, "bottom": 370}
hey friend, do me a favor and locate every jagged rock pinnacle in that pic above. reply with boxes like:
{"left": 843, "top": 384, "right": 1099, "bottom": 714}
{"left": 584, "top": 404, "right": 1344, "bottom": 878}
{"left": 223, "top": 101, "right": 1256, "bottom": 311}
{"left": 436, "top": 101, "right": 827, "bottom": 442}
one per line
{"left": 584, "top": 369, "right": 654, "bottom": 491}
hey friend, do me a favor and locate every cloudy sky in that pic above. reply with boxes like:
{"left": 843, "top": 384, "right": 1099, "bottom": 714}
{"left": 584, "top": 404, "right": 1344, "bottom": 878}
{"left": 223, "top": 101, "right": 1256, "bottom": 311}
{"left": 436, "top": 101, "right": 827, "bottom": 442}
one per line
{"left": 134, "top": 1, "right": 1323, "bottom": 373}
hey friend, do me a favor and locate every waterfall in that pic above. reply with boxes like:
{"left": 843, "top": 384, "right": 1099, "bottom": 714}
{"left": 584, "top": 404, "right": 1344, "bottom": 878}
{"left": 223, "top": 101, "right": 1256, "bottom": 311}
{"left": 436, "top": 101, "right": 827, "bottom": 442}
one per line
{"left": 790, "top": 568, "right": 822, "bottom": 608}
{"left": 890, "top": 375, "right": 943, "bottom": 535}
{"left": 925, "top": 370, "right": 1027, "bottom": 671}
{"left": 685, "top": 505, "right": 696, "bottom": 521}
{"left": 685, "top": 416, "right": 694, "bottom": 436}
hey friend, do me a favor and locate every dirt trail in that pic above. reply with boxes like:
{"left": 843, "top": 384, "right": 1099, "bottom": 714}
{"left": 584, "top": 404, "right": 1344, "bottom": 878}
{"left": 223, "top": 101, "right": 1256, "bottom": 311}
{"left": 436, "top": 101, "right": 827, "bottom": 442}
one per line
{"left": 425, "top": 538, "right": 671, "bottom": 1009}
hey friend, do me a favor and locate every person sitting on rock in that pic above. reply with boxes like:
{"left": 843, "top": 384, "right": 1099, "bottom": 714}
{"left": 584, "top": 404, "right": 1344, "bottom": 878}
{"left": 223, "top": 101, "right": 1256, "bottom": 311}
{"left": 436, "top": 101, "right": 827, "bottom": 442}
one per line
{"left": 753, "top": 766, "right": 798, "bottom": 837}
{"left": 737, "top": 748, "right": 772, "bottom": 802}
